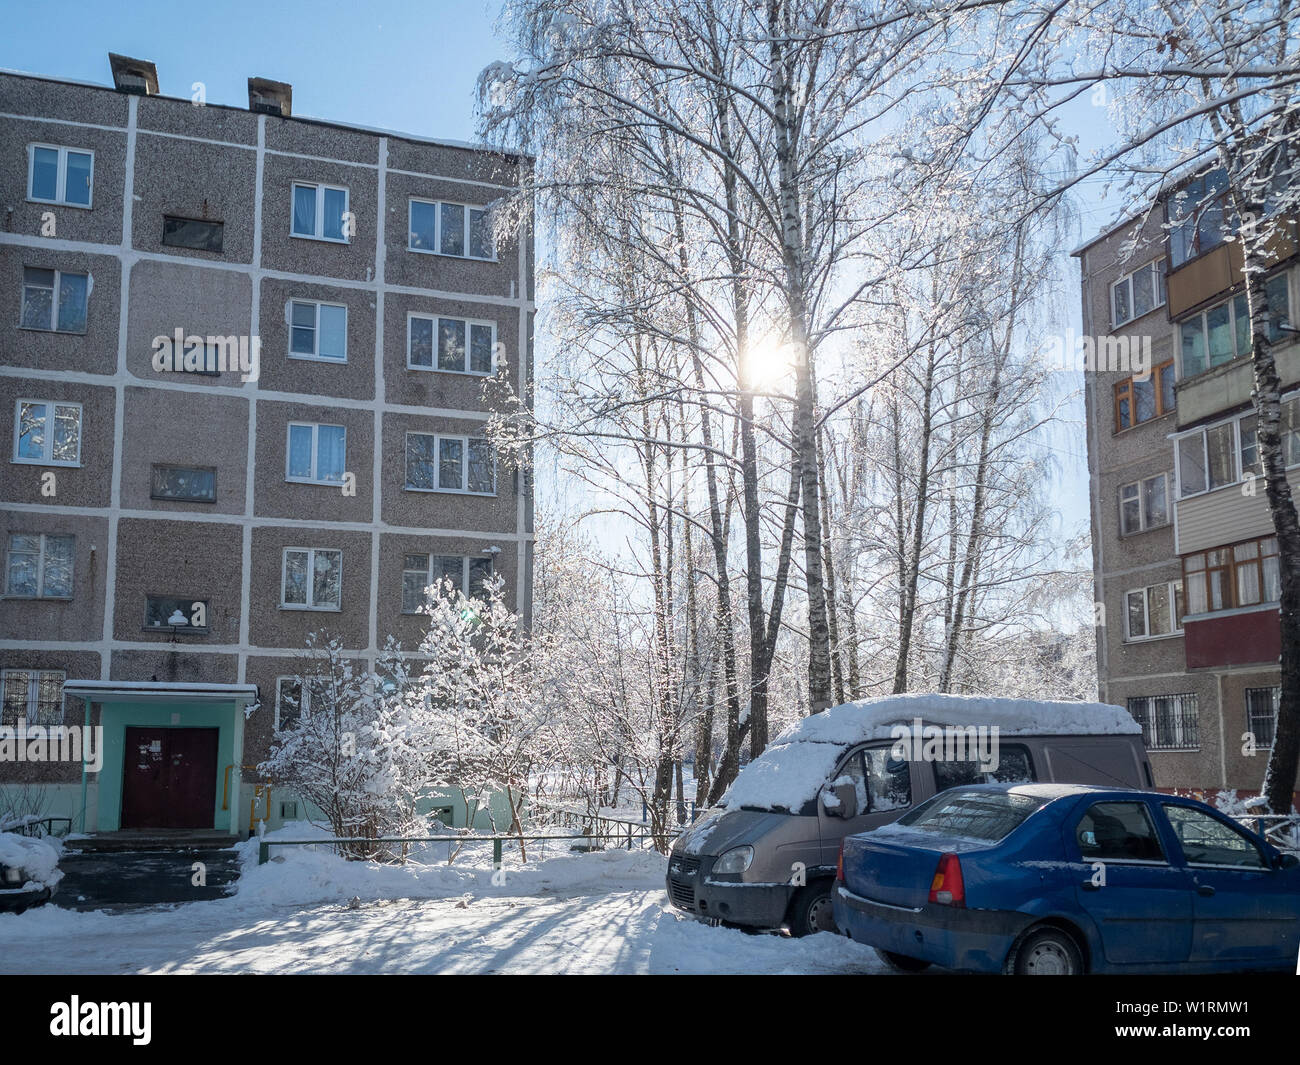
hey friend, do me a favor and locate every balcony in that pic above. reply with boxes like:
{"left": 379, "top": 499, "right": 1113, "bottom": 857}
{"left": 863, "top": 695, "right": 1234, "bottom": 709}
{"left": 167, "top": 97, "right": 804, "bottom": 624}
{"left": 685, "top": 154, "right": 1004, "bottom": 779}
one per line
{"left": 1183, "top": 603, "right": 1280, "bottom": 670}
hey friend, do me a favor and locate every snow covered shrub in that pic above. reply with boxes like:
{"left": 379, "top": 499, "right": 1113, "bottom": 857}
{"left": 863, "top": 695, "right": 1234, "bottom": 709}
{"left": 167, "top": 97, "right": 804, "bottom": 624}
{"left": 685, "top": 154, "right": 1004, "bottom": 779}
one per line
{"left": 410, "top": 575, "right": 544, "bottom": 859}
{"left": 259, "top": 635, "right": 428, "bottom": 862}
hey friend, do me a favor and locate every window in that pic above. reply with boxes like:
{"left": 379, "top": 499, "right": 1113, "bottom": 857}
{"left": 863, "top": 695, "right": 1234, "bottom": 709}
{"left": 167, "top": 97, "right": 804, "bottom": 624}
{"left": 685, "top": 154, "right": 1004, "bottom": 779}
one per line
{"left": 1, "top": 669, "right": 65, "bottom": 726}
{"left": 1246, "top": 686, "right": 1279, "bottom": 749}
{"left": 275, "top": 676, "right": 308, "bottom": 731}
{"left": 286, "top": 423, "right": 346, "bottom": 484}
{"left": 143, "top": 595, "right": 210, "bottom": 634}
{"left": 1167, "top": 169, "right": 1231, "bottom": 268}
{"left": 21, "top": 268, "right": 88, "bottom": 333}
{"left": 1128, "top": 694, "right": 1198, "bottom": 751}
{"left": 1076, "top": 802, "right": 1165, "bottom": 862}
{"left": 1179, "top": 275, "right": 1290, "bottom": 378}
{"left": 1183, "top": 535, "right": 1280, "bottom": 615}
{"left": 27, "top": 145, "right": 93, "bottom": 207}
{"left": 1162, "top": 804, "right": 1267, "bottom": 868}
{"left": 1119, "top": 473, "right": 1170, "bottom": 535}
{"left": 13, "top": 400, "right": 82, "bottom": 466}
{"left": 162, "top": 216, "right": 224, "bottom": 253}
{"left": 933, "top": 744, "right": 1035, "bottom": 791}
{"left": 407, "top": 314, "right": 495, "bottom": 374}
{"left": 1175, "top": 409, "right": 1283, "bottom": 497}
{"left": 289, "top": 301, "right": 348, "bottom": 362}
{"left": 5, "top": 533, "right": 73, "bottom": 598}
{"left": 401, "top": 554, "right": 494, "bottom": 613}
{"left": 1124, "top": 580, "right": 1184, "bottom": 639}
{"left": 408, "top": 198, "right": 494, "bottom": 260}
{"left": 291, "top": 182, "right": 349, "bottom": 242}
{"left": 281, "top": 548, "right": 342, "bottom": 609}
{"left": 404, "top": 433, "right": 495, "bottom": 495}
{"left": 1113, "top": 360, "right": 1175, "bottom": 432}
{"left": 1111, "top": 258, "right": 1167, "bottom": 327}
{"left": 896, "top": 789, "right": 1050, "bottom": 842}
{"left": 151, "top": 464, "right": 216, "bottom": 503}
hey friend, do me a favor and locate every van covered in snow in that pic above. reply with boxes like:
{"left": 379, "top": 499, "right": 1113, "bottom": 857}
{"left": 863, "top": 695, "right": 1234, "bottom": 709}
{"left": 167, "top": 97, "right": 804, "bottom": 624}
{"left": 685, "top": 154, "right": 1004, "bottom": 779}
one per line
{"left": 666, "top": 694, "right": 1151, "bottom": 936}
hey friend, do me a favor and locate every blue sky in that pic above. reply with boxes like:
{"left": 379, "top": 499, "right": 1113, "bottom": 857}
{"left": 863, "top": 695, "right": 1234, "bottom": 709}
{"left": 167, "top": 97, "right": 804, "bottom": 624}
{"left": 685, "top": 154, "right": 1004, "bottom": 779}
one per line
{"left": 0, "top": 0, "right": 504, "bottom": 143}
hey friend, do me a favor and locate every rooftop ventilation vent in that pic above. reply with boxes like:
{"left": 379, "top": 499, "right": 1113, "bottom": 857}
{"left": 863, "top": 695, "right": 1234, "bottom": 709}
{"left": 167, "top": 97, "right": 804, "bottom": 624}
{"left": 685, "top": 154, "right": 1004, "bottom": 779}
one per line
{"left": 248, "top": 77, "right": 292, "bottom": 117}
{"left": 108, "top": 53, "right": 159, "bottom": 96}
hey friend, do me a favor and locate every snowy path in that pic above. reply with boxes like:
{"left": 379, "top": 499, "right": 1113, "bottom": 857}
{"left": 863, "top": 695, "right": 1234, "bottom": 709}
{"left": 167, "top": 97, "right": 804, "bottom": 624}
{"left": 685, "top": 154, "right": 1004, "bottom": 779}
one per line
{"left": 1, "top": 889, "right": 888, "bottom": 975}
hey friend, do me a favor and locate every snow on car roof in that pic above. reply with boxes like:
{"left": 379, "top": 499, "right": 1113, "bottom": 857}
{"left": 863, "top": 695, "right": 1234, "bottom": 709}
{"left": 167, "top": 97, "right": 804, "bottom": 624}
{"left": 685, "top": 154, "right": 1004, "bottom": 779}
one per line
{"left": 721, "top": 695, "right": 1139, "bottom": 813}
{"left": 770, "top": 694, "right": 1141, "bottom": 747}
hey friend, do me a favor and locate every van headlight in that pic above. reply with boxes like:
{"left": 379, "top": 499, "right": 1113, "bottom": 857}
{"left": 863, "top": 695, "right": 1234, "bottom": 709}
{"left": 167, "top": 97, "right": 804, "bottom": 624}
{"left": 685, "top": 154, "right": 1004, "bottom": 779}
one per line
{"left": 713, "top": 846, "right": 754, "bottom": 875}
{"left": 2, "top": 866, "right": 21, "bottom": 885}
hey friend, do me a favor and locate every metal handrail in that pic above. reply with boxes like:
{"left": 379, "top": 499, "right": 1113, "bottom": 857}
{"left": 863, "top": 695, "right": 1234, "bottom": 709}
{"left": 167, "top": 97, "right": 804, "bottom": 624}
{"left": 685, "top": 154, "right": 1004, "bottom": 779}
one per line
{"left": 258, "top": 829, "right": 665, "bottom": 866}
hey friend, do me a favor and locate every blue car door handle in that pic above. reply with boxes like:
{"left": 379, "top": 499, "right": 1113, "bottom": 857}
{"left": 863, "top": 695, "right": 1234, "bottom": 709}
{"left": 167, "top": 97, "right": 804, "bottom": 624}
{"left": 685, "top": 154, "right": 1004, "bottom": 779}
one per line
{"left": 1196, "top": 884, "right": 1215, "bottom": 897}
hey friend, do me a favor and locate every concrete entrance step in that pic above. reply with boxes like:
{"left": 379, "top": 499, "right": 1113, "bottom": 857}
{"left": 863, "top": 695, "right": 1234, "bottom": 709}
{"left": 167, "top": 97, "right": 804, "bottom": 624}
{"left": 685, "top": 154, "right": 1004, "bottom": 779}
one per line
{"left": 64, "top": 830, "right": 241, "bottom": 852}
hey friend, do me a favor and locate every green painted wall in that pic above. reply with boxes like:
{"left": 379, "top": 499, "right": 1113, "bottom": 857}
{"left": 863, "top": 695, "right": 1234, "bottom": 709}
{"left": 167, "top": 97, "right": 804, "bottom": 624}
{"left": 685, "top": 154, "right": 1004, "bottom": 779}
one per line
{"left": 95, "top": 701, "right": 238, "bottom": 832}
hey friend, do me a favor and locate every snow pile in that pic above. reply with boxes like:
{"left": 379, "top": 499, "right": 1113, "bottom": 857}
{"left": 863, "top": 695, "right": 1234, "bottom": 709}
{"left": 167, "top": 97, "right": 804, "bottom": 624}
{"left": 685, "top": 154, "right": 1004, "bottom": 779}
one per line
{"left": 232, "top": 822, "right": 667, "bottom": 908}
{"left": 722, "top": 694, "right": 1139, "bottom": 813}
{"left": 0, "top": 832, "right": 62, "bottom": 891}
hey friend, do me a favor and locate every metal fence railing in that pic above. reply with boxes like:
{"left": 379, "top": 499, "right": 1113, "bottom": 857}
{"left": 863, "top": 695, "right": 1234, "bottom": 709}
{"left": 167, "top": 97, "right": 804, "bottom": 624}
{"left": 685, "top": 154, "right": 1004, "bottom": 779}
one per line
{"left": 258, "top": 828, "right": 667, "bottom": 866}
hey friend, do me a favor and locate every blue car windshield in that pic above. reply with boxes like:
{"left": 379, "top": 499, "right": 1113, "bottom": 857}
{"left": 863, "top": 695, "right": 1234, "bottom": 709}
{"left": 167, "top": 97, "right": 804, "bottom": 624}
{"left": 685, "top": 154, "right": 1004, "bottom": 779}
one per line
{"left": 897, "top": 789, "right": 1050, "bottom": 842}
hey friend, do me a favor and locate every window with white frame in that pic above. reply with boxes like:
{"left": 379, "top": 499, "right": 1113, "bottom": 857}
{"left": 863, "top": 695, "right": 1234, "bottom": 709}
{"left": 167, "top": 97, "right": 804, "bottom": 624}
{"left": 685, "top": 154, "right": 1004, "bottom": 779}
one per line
{"left": 1178, "top": 274, "right": 1290, "bottom": 378}
{"left": 1246, "top": 686, "right": 1279, "bottom": 749}
{"left": 275, "top": 676, "right": 309, "bottom": 730}
{"left": 401, "top": 554, "right": 494, "bottom": 613}
{"left": 286, "top": 423, "right": 346, "bottom": 484}
{"left": 291, "top": 182, "right": 349, "bottom": 242}
{"left": 28, "top": 145, "right": 93, "bottom": 207}
{"left": 1124, "top": 579, "right": 1183, "bottom": 640}
{"left": 13, "top": 400, "right": 82, "bottom": 466}
{"left": 21, "top": 268, "right": 88, "bottom": 333}
{"left": 404, "top": 433, "right": 495, "bottom": 494}
{"left": 408, "top": 199, "right": 494, "bottom": 260}
{"left": 1128, "top": 693, "right": 1198, "bottom": 751}
{"left": 289, "top": 300, "right": 348, "bottom": 361}
{"left": 1111, "top": 258, "right": 1166, "bottom": 327}
{"left": 1119, "top": 472, "right": 1170, "bottom": 535}
{"left": 5, "top": 533, "right": 74, "bottom": 599}
{"left": 281, "top": 547, "right": 342, "bottom": 610}
{"left": 1, "top": 669, "right": 65, "bottom": 726}
{"left": 1173, "top": 402, "right": 1299, "bottom": 498}
{"left": 407, "top": 314, "right": 495, "bottom": 374}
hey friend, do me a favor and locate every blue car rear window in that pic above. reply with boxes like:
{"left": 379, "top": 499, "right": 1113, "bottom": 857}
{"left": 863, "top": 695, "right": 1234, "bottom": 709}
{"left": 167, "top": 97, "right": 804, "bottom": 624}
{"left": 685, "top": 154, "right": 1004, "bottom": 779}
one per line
{"left": 897, "top": 790, "right": 1049, "bottom": 842}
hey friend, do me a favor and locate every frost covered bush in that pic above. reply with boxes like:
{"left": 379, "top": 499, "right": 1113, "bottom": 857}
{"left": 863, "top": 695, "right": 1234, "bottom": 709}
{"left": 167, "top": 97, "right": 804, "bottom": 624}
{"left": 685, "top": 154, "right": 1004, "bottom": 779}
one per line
{"left": 259, "top": 636, "right": 428, "bottom": 862}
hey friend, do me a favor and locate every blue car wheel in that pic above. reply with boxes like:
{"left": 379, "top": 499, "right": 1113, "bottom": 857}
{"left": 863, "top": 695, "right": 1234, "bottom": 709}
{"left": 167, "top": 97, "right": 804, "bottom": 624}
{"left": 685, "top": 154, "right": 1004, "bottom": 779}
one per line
{"left": 1006, "top": 926, "right": 1084, "bottom": 975}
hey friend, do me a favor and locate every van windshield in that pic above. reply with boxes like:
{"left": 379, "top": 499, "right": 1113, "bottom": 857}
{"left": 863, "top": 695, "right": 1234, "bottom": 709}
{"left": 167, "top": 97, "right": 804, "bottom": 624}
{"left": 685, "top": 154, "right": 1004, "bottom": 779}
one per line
{"left": 721, "top": 740, "right": 847, "bottom": 814}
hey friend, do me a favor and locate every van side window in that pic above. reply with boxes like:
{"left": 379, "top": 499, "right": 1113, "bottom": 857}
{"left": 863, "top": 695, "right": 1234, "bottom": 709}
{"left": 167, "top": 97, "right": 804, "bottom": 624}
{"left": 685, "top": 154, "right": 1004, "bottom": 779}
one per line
{"left": 933, "top": 744, "right": 1035, "bottom": 791}
{"left": 864, "top": 747, "right": 911, "bottom": 811}
{"left": 1077, "top": 801, "right": 1166, "bottom": 862}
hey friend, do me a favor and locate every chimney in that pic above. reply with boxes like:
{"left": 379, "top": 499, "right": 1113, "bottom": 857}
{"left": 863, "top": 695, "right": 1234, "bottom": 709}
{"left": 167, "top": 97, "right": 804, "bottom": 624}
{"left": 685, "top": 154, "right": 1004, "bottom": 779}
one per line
{"left": 248, "top": 77, "right": 292, "bottom": 117}
{"left": 108, "top": 53, "right": 159, "bottom": 95}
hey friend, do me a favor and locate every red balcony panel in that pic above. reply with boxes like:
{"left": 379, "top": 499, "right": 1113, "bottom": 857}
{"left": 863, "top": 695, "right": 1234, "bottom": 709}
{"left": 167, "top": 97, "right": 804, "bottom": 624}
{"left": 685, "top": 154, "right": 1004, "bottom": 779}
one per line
{"left": 1184, "top": 607, "right": 1280, "bottom": 669}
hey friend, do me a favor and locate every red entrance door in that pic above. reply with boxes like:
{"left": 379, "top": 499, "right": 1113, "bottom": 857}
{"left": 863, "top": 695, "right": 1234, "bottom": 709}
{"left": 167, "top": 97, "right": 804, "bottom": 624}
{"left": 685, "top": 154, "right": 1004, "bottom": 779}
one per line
{"left": 121, "top": 727, "right": 219, "bottom": 830}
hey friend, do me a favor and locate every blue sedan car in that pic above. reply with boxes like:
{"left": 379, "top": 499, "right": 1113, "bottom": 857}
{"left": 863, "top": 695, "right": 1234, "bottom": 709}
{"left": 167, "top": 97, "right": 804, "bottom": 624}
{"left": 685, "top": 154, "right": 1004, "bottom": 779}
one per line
{"left": 833, "top": 783, "right": 1300, "bottom": 974}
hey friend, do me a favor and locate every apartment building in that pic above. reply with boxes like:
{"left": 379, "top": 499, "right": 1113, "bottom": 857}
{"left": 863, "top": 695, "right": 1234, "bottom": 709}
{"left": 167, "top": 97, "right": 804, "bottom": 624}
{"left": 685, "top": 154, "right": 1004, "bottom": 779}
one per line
{"left": 0, "top": 57, "right": 534, "bottom": 837}
{"left": 1077, "top": 168, "right": 1297, "bottom": 800}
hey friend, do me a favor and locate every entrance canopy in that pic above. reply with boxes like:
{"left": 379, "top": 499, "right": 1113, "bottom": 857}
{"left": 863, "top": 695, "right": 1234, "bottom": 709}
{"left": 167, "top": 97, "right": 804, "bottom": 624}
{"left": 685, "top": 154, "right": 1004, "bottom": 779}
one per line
{"left": 64, "top": 680, "right": 258, "bottom": 835}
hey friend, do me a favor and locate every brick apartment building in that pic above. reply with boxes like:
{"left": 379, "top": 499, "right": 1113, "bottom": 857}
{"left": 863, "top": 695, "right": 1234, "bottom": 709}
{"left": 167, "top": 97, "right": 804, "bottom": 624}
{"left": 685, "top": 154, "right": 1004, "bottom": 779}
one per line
{"left": 1076, "top": 168, "right": 1297, "bottom": 799}
{"left": 0, "top": 56, "right": 534, "bottom": 837}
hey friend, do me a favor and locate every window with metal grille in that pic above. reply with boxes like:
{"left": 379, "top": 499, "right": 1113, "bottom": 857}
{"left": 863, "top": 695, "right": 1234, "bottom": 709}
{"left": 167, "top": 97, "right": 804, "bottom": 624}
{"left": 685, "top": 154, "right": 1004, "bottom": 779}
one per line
{"left": 1, "top": 669, "right": 65, "bottom": 726}
{"left": 1128, "top": 694, "right": 1199, "bottom": 751}
{"left": 1246, "top": 687, "right": 1279, "bottom": 750}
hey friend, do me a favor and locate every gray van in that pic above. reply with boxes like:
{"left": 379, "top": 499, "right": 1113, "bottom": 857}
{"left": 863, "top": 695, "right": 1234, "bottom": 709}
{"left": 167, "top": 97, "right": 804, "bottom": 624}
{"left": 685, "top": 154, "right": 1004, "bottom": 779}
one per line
{"left": 666, "top": 694, "right": 1152, "bottom": 936}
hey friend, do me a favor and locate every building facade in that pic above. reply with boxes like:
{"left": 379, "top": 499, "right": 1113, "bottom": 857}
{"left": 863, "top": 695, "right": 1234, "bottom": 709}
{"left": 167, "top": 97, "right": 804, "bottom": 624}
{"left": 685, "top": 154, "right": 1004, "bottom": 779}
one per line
{"left": 0, "top": 57, "right": 534, "bottom": 836}
{"left": 1077, "top": 171, "right": 1297, "bottom": 799}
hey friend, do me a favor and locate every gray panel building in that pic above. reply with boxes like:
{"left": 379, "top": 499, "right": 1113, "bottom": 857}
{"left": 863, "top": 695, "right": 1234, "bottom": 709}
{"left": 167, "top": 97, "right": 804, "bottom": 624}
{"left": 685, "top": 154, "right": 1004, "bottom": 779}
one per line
{"left": 0, "top": 57, "right": 534, "bottom": 836}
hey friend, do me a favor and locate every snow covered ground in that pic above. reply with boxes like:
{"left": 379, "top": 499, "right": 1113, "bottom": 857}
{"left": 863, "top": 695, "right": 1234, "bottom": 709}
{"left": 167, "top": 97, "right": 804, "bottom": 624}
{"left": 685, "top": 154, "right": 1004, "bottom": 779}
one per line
{"left": 0, "top": 824, "right": 887, "bottom": 975}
